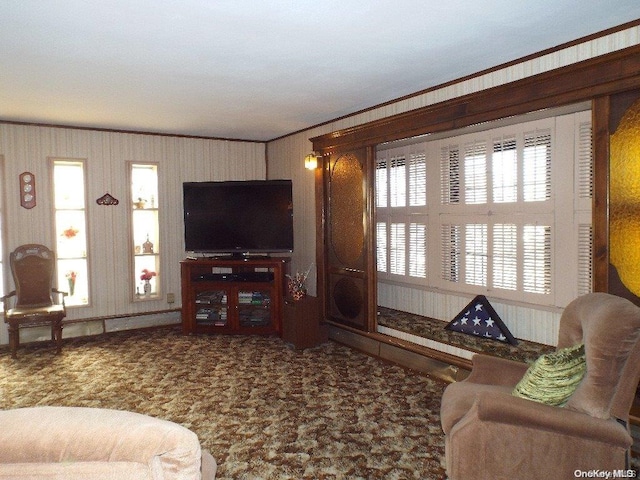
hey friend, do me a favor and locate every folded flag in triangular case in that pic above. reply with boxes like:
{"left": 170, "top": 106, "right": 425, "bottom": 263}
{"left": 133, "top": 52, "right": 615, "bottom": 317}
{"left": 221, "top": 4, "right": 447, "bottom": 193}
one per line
{"left": 445, "top": 295, "right": 517, "bottom": 345}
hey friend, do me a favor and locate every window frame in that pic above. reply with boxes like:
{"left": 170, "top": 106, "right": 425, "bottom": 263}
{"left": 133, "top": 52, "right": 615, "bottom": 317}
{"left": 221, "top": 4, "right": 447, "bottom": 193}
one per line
{"left": 51, "top": 157, "right": 91, "bottom": 307}
{"left": 376, "top": 144, "right": 428, "bottom": 286}
{"left": 128, "top": 161, "right": 161, "bottom": 301}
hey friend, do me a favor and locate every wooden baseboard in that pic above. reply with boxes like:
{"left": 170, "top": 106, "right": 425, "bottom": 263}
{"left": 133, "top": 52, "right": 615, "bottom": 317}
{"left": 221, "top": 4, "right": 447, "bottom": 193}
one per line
{"left": 327, "top": 324, "right": 469, "bottom": 383}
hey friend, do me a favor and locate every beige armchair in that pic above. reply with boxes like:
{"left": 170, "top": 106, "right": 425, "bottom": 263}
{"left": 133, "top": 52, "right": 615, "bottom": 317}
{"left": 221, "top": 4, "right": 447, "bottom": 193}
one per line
{"left": 440, "top": 292, "right": 640, "bottom": 480}
{"left": 0, "top": 406, "right": 216, "bottom": 480}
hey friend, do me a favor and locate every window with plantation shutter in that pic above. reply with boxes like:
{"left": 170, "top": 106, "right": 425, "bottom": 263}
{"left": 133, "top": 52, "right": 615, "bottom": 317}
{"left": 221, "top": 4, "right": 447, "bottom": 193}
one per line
{"left": 376, "top": 109, "right": 591, "bottom": 307}
{"left": 376, "top": 146, "right": 428, "bottom": 283}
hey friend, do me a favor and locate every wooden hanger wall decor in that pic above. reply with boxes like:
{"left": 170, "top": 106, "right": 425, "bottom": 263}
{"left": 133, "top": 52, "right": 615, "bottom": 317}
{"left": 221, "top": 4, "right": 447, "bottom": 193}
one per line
{"left": 96, "top": 192, "right": 119, "bottom": 206}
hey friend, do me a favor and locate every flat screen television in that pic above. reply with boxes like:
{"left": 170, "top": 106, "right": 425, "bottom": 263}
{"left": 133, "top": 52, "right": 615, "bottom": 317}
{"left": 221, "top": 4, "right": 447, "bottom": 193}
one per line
{"left": 183, "top": 179, "right": 293, "bottom": 255}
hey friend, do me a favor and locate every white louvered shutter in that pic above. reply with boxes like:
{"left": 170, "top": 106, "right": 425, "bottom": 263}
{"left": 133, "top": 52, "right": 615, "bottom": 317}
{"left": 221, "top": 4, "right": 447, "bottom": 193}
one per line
{"left": 441, "top": 146, "right": 460, "bottom": 204}
{"left": 390, "top": 223, "right": 406, "bottom": 275}
{"left": 523, "top": 130, "right": 551, "bottom": 202}
{"left": 377, "top": 222, "right": 388, "bottom": 273}
{"left": 441, "top": 224, "right": 461, "bottom": 283}
{"left": 465, "top": 223, "right": 487, "bottom": 286}
{"left": 464, "top": 141, "right": 487, "bottom": 204}
{"left": 492, "top": 136, "right": 517, "bottom": 203}
{"left": 493, "top": 223, "right": 518, "bottom": 291}
{"left": 409, "top": 222, "right": 427, "bottom": 278}
{"left": 523, "top": 224, "right": 551, "bottom": 294}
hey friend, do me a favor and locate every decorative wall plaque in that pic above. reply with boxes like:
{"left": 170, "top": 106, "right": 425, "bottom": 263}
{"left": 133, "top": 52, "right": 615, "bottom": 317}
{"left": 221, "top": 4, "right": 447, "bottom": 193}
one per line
{"left": 96, "top": 192, "right": 119, "bottom": 206}
{"left": 19, "top": 172, "right": 36, "bottom": 209}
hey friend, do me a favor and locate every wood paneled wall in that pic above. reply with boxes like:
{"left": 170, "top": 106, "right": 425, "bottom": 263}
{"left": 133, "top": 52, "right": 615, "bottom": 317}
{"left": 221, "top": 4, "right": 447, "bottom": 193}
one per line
{"left": 0, "top": 124, "right": 266, "bottom": 335}
{"left": 267, "top": 24, "right": 640, "bottom": 345}
{"left": 1, "top": 25, "right": 638, "bottom": 346}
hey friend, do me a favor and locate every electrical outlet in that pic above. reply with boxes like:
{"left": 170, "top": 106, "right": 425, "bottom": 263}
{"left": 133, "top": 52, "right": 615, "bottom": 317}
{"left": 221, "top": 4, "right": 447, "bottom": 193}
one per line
{"left": 167, "top": 293, "right": 175, "bottom": 303}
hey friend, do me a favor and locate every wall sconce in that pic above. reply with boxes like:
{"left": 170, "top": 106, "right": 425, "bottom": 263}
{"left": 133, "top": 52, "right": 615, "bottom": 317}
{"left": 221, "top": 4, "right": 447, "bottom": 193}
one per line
{"left": 304, "top": 152, "right": 319, "bottom": 170}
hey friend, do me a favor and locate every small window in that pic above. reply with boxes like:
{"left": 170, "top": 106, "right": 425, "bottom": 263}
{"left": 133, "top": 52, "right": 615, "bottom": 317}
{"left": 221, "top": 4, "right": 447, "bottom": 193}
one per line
{"left": 53, "top": 159, "right": 89, "bottom": 306}
{"left": 130, "top": 163, "right": 160, "bottom": 299}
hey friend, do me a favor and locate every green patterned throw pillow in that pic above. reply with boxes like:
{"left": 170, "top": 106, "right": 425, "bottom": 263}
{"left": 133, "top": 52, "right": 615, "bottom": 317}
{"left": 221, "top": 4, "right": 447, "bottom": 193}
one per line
{"left": 512, "top": 343, "right": 586, "bottom": 406}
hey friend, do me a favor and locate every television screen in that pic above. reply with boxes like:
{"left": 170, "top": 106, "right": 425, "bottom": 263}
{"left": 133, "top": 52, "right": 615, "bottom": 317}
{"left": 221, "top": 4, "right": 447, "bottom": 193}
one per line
{"left": 183, "top": 180, "right": 293, "bottom": 254}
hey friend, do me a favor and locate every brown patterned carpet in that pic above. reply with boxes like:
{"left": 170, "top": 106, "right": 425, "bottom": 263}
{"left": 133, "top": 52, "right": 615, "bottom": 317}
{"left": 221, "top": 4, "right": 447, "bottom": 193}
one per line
{"left": 0, "top": 328, "right": 448, "bottom": 479}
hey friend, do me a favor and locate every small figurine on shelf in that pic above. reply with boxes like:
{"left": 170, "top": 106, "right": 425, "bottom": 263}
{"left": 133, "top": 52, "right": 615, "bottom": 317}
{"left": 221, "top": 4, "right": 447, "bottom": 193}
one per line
{"left": 286, "top": 263, "right": 314, "bottom": 301}
{"left": 142, "top": 235, "right": 154, "bottom": 254}
{"left": 133, "top": 198, "right": 146, "bottom": 209}
{"left": 140, "top": 269, "right": 156, "bottom": 297}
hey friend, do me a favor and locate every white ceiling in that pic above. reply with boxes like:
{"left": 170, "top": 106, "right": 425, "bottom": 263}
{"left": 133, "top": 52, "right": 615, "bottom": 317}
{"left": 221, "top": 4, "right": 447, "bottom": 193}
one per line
{"left": 1, "top": 1, "right": 639, "bottom": 142}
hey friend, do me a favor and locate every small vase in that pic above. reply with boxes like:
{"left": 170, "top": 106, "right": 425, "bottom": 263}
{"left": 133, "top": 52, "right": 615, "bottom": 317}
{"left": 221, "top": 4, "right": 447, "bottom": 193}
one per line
{"left": 292, "top": 288, "right": 306, "bottom": 301}
{"left": 288, "top": 278, "right": 306, "bottom": 301}
{"left": 143, "top": 279, "right": 151, "bottom": 296}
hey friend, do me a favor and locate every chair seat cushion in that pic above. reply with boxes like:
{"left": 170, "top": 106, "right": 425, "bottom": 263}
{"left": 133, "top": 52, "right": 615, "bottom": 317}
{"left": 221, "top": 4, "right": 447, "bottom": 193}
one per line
{"left": 440, "top": 381, "right": 513, "bottom": 434}
{"left": 6, "top": 304, "right": 65, "bottom": 319}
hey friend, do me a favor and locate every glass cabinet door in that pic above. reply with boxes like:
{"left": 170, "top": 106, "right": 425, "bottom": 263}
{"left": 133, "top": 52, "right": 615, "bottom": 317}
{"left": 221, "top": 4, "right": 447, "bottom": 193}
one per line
{"left": 195, "top": 290, "right": 229, "bottom": 326}
{"left": 238, "top": 290, "right": 272, "bottom": 328}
